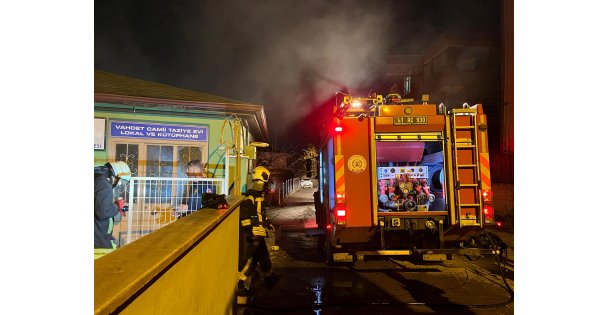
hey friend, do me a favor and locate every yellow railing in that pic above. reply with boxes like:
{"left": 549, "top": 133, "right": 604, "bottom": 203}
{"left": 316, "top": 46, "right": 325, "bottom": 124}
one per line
{"left": 94, "top": 196, "right": 244, "bottom": 315}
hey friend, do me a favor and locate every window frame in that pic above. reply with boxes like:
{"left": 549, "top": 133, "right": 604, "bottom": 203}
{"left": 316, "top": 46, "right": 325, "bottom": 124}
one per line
{"left": 108, "top": 137, "right": 209, "bottom": 178}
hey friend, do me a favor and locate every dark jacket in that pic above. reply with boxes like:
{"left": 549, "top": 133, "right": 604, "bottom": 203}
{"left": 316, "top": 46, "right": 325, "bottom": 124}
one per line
{"left": 185, "top": 181, "right": 217, "bottom": 210}
{"left": 94, "top": 166, "right": 118, "bottom": 249}
{"left": 240, "top": 189, "right": 270, "bottom": 238}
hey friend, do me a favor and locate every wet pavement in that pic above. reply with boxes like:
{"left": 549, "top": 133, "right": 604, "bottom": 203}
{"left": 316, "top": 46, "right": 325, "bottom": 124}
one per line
{"left": 238, "top": 187, "right": 514, "bottom": 314}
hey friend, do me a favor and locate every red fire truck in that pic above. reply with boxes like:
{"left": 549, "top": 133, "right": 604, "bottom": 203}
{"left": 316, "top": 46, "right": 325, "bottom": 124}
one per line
{"left": 315, "top": 93, "right": 495, "bottom": 263}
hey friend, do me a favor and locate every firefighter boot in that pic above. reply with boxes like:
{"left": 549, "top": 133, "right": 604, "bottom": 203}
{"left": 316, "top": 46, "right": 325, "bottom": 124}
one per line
{"left": 237, "top": 280, "right": 249, "bottom": 305}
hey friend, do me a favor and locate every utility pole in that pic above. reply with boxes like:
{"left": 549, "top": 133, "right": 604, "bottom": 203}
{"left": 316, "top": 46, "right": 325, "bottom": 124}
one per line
{"left": 233, "top": 119, "right": 242, "bottom": 196}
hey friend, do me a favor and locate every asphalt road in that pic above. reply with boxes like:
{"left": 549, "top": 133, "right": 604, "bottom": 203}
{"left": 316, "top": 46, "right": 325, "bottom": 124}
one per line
{"left": 238, "top": 187, "right": 515, "bottom": 314}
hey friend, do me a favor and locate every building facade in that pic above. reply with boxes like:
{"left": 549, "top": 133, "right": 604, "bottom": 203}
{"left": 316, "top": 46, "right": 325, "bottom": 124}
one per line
{"left": 383, "top": 33, "right": 512, "bottom": 184}
{"left": 94, "top": 70, "right": 268, "bottom": 194}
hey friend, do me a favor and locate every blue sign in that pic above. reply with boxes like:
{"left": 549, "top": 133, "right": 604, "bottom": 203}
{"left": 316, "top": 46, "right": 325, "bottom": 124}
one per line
{"left": 110, "top": 121, "right": 208, "bottom": 141}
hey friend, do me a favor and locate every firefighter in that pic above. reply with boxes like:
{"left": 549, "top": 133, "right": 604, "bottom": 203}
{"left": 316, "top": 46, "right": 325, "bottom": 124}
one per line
{"left": 237, "top": 166, "right": 279, "bottom": 303}
{"left": 94, "top": 161, "right": 131, "bottom": 250}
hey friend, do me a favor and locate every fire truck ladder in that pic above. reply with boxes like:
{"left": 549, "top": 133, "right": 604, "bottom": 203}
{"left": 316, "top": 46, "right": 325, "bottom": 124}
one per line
{"left": 450, "top": 107, "right": 483, "bottom": 227}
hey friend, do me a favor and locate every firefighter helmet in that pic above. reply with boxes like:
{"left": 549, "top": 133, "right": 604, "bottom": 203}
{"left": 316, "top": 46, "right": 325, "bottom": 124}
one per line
{"left": 106, "top": 161, "right": 132, "bottom": 182}
{"left": 252, "top": 166, "right": 270, "bottom": 183}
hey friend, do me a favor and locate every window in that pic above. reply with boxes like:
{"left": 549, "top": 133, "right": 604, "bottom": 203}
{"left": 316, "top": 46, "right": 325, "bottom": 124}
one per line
{"left": 114, "top": 143, "right": 139, "bottom": 197}
{"left": 177, "top": 146, "right": 204, "bottom": 178}
{"left": 115, "top": 143, "right": 139, "bottom": 176}
{"left": 146, "top": 145, "right": 175, "bottom": 177}
{"left": 111, "top": 140, "right": 208, "bottom": 202}
{"left": 113, "top": 142, "right": 207, "bottom": 178}
{"left": 176, "top": 146, "right": 204, "bottom": 199}
{"left": 146, "top": 145, "right": 174, "bottom": 202}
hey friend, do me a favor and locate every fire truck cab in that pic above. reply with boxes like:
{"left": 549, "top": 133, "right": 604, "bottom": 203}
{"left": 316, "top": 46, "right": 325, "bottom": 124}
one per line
{"left": 315, "top": 93, "right": 494, "bottom": 263}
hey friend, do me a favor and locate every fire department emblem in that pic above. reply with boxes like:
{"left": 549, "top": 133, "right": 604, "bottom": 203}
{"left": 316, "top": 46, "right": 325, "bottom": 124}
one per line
{"left": 347, "top": 155, "right": 367, "bottom": 174}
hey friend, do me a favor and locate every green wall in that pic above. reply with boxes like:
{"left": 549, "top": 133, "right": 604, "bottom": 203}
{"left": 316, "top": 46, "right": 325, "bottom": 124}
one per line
{"left": 95, "top": 104, "right": 253, "bottom": 193}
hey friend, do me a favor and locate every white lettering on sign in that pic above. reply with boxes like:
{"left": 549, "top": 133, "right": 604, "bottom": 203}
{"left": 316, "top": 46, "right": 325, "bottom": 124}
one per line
{"left": 157, "top": 133, "right": 198, "bottom": 139}
{"left": 115, "top": 125, "right": 145, "bottom": 131}
{"left": 146, "top": 126, "right": 167, "bottom": 132}
{"left": 119, "top": 130, "right": 144, "bottom": 136}
{"left": 110, "top": 121, "right": 207, "bottom": 141}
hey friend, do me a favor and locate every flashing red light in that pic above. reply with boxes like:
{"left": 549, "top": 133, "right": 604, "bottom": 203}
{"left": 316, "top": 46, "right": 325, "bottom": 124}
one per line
{"left": 482, "top": 190, "right": 493, "bottom": 202}
{"left": 334, "top": 126, "right": 343, "bottom": 133}
{"left": 326, "top": 224, "right": 332, "bottom": 230}
{"left": 335, "top": 206, "right": 347, "bottom": 226}
{"left": 483, "top": 206, "right": 494, "bottom": 217}
{"left": 496, "top": 221, "right": 503, "bottom": 228}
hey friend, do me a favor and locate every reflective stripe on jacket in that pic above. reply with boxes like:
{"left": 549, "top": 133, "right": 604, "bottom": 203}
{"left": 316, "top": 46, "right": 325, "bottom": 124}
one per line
{"left": 240, "top": 190, "right": 268, "bottom": 237}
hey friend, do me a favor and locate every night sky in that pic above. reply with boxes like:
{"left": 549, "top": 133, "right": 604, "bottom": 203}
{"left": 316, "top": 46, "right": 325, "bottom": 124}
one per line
{"left": 95, "top": 0, "right": 501, "bottom": 150}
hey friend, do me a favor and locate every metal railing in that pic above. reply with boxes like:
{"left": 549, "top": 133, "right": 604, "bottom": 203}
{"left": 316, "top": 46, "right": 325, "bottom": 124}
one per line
{"left": 279, "top": 177, "right": 300, "bottom": 206}
{"left": 113, "top": 177, "right": 226, "bottom": 246}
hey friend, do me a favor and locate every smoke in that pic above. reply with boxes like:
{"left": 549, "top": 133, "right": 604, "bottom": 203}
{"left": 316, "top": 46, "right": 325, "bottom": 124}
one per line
{"left": 94, "top": 1, "right": 160, "bottom": 81}
{"left": 95, "top": 0, "right": 500, "bottom": 148}
{"left": 187, "top": 0, "right": 395, "bottom": 139}
{"left": 96, "top": 0, "right": 395, "bottom": 143}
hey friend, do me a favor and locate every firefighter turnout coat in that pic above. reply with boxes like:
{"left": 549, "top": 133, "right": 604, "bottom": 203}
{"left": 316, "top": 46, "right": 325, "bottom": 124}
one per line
{"left": 240, "top": 189, "right": 270, "bottom": 238}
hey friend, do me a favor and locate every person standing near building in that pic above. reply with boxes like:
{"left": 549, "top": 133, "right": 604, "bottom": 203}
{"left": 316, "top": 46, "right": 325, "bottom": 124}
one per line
{"left": 94, "top": 161, "right": 131, "bottom": 250}
{"left": 176, "top": 160, "right": 217, "bottom": 218}
{"left": 237, "top": 166, "right": 279, "bottom": 304}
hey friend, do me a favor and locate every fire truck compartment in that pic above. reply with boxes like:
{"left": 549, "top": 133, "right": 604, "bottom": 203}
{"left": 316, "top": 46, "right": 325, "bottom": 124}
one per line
{"left": 376, "top": 140, "right": 446, "bottom": 213}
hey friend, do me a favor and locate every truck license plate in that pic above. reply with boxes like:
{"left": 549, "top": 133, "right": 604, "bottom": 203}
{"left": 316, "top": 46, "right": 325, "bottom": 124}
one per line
{"left": 394, "top": 116, "right": 427, "bottom": 125}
